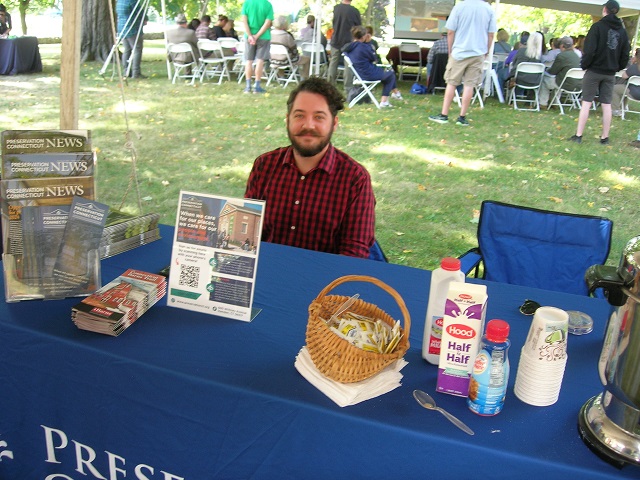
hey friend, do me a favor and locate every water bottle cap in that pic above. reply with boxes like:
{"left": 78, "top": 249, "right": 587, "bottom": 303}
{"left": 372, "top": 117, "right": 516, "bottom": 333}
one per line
{"left": 486, "top": 319, "right": 509, "bottom": 342}
{"left": 441, "top": 257, "right": 461, "bottom": 271}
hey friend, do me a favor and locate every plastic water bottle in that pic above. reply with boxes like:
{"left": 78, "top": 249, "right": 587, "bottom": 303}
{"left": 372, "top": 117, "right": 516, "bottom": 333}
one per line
{"left": 422, "top": 257, "right": 465, "bottom": 364}
{"left": 467, "top": 319, "right": 511, "bottom": 416}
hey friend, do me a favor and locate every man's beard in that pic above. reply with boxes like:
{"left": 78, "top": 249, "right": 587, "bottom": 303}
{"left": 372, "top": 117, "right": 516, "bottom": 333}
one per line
{"left": 288, "top": 128, "right": 334, "bottom": 158}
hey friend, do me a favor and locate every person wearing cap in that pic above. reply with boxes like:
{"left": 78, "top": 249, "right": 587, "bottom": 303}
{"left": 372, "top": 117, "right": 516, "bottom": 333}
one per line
{"left": 539, "top": 36, "right": 581, "bottom": 107}
{"left": 241, "top": 0, "right": 274, "bottom": 94}
{"left": 167, "top": 13, "right": 199, "bottom": 69}
{"left": 569, "top": 0, "right": 630, "bottom": 145}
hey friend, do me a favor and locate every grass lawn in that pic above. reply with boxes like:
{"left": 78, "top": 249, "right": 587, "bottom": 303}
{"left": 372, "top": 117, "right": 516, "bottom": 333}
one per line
{"left": 2, "top": 40, "right": 639, "bottom": 271}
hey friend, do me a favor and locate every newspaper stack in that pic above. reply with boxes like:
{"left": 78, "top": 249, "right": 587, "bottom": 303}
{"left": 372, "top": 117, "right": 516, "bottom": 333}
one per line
{"left": 99, "top": 210, "right": 161, "bottom": 259}
{"left": 71, "top": 269, "right": 167, "bottom": 336}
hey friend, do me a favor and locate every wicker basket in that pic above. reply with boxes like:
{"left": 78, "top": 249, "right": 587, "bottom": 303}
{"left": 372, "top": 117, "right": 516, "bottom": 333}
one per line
{"left": 306, "top": 275, "right": 411, "bottom": 383}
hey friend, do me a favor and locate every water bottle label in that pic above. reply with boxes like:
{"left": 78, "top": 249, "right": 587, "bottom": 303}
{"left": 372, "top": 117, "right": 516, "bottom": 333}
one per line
{"left": 427, "top": 316, "right": 444, "bottom": 355}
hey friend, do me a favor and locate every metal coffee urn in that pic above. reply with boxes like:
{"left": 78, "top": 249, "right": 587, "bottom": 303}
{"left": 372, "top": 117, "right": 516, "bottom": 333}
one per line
{"left": 580, "top": 235, "right": 640, "bottom": 467}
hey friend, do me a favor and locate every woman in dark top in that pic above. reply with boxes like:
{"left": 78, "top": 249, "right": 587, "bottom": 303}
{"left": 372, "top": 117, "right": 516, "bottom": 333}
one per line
{"left": 212, "top": 15, "right": 228, "bottom": 39}
{"left": 342, "top": 26, "right": 402, "bottom": 107}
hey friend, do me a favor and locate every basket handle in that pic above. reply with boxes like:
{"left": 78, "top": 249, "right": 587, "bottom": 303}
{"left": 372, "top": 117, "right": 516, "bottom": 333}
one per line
{"left": 315, "top": 275, "right": 411, "bottom": 336}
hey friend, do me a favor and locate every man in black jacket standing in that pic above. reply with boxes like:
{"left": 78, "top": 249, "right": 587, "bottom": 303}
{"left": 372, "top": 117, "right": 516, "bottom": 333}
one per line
{"left": 569, "top": 0, "right": 630, "bottom": 144}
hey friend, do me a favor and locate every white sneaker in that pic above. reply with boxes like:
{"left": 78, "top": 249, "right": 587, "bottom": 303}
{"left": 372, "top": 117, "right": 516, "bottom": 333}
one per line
{"left": 391, "top": 92, "right": 403, "bottom": 100}
{"left": 380, "top": 101, "right": 393, "bottom": 108}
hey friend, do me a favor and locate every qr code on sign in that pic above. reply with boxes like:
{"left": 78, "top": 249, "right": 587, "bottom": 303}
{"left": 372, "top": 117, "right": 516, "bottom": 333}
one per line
{"left": 179, "top": 264, "right": 200, "bottom": 288}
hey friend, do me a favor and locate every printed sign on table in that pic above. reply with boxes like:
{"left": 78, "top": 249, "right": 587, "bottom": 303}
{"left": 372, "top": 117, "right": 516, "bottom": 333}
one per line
{"left": 167, "top": 191, "right": 265, "bottom": 322}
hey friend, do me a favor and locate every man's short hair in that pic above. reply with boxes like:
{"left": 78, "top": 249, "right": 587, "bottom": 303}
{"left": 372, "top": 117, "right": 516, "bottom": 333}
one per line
{"left": 559, "top": 36, "right": 573, "bottom": 48}
{"left": 307, "top": 14, "right": 315, "bottom": 25}
{"left": 604, "top": 0, "right": 620, "bottom": 15}
{"left": 200, "top": 14, "right": 211, "bottom": 23}
{"left": 175, "top": 13, "right": 187, "bottom": 24}
{"left": 287, "top": 77, "right": 345, "bottom": 118}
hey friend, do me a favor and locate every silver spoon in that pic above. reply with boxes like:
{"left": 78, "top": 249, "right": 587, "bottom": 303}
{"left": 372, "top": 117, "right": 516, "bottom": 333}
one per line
{"left": 413, "top": 389, "right": 475, "bottom": 436}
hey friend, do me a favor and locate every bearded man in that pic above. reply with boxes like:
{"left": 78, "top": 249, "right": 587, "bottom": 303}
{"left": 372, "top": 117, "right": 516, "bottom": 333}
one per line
{"left": 244, "top": 77, "right": 375, "bottom": 258}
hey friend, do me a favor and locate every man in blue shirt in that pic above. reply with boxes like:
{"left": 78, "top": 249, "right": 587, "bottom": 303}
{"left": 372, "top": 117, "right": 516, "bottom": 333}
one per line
{"left": 116, "top": 0, "right": 147, "bottom": 78}
{"left": 428, "top": 0, "right": 496, "bottom": 126}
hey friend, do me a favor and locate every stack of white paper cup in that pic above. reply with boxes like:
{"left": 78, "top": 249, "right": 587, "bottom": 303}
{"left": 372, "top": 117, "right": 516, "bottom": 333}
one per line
{"left": 514, "top": 306, "right": 569, "bottom": 406}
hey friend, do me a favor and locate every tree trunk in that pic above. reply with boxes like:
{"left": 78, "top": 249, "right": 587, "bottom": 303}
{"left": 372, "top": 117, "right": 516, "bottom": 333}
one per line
{"left": 81, "top": 0, "right": 115, "bottom": 62}
{"left": 18, "top": 0, "right": 29, "bottom": 35}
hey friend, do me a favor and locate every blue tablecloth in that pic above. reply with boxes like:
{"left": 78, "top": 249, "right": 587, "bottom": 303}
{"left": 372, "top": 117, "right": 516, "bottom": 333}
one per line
{"left": 0, "top": 36, "right": 42, "bottom": 75}
{"left": 0, "top": 225, "right": 635, "bottom": 479}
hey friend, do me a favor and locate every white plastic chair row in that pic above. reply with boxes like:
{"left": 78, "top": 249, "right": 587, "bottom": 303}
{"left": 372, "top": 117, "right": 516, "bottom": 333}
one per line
{"left": 167, "top": 43, "right": 198, "bottom": 85}
{"left": 197, "top": 39, "right": 230, "bottom": 84}
{"left": 507, "top": 62, "right": 546, "bottom": 111}
{"left": 266, "top": 44, "right": 300, "bottom": 88}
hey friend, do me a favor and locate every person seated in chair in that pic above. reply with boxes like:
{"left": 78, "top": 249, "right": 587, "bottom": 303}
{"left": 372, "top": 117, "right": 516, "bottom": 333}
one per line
{"left": 271, "top": 15, "right": 311, "bottom": 80}
{"left": 506, "top": 31, "right": 543, "bottom": 88}
{"left": 299, "top": 14, "right": 327, "bottom": 48}
{"left": 0, "top": 4, "right": 11, "bottom": 36}
{"left": 539, "top": 36, "right": 581, "bottom": 107}
{"left": 212, "top": 15, "right": 229, "bottom": 39}
{"left": 342, "top": 25, "right": 402, "bottom": 107}
{"left": 223, "top": 19, "right": 239, "bottom": 40}
{"left": 245, "top": 77, "right": 375, "bottom": 258}
{"left": 0, "top": 10, "right": 8, "bottom": 36}
{"left": 195, "top": 15, "right": 216, "bottom": 40}
{"left": 167, "top": 14, "right": 200, "bottom": 73}
{"left": 612, "top": 48, "right": 640, "bottom": 116}
{"left": 364, "top": 26, "right": 382, "bottom": 64}
{"left": 427, "top": 32, "right": 448, "bottom": 80}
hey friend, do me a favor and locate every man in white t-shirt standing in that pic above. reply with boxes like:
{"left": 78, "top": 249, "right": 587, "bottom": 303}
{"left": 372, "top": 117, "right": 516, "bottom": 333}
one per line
{"left": 428, "top": 0, "right": 496, "bottom": 126}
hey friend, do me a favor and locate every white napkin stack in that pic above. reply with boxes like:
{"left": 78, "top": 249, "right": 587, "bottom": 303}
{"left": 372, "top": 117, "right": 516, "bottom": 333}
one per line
{"left": 295, "top": 346, "right": 407, "bottom": 407}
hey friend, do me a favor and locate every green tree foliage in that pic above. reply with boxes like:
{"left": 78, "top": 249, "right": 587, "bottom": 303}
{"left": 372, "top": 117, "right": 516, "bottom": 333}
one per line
{"left": 496, "top": 4, "right": 593, "bottom": 40}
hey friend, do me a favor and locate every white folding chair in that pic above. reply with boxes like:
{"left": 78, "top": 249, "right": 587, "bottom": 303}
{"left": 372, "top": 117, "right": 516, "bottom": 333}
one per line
{"left": 167, "top": 43, "right": 198, "bottom": 85}
{"left": 301, "top": 42, "right": 328, "bottom": 77}
{"left": 342, "top": 54, "right": 381, "bottom": 109}
{"left": 266, "top": 44, "right": 299, "bottom": 88}
{"left": 217, "top": 38, "right": 241, "bottom": 77}
{"left": 621, "top": 75, "right": 640, "bottom": 120}
{"left": 508, "top": 62, "right": 546, "bottom": 111}
{"left": 398, "top": 43, "right": 423, "bottom": 82}
{"left": 197, "top": 39, "right": 229, "bottom": 84}
{"left": 454, "top": 60, "right": 491, "bottom": 109}
{"left": 547, "top": 68, "right": 585, "bottom": 115}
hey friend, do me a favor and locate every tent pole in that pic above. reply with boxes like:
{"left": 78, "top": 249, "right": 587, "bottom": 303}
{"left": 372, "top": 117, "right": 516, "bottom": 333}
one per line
{"left": 162, "top": 0, "right": 170, "bottom": 80}
{"left": 60, "top": 0, "right": 81, "bottom": 129}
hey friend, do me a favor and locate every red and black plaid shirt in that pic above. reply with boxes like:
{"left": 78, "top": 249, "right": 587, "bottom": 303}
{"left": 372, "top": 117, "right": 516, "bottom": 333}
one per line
{"left": 245, "top": 145, "right": 375, "bottom": 258}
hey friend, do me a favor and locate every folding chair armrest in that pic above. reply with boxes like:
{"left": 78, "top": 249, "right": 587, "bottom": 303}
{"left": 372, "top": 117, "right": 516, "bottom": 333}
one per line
{"left": 458, "top": 248, "right": 482, "bottom": 277}
{"left": 368, "top": 239, "right": 388, "bottom": 262}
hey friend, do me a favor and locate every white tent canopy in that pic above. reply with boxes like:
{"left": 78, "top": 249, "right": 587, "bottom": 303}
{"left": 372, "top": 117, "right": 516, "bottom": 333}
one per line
{"left": 495, "top": 0, "right": 640, "bottom": 17}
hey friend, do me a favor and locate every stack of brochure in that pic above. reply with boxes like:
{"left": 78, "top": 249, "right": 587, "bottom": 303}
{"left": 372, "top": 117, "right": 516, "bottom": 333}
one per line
{"left": 71, "top": 269, "right": 167, "bottom": 336}
{"left": 99, "top": 210, "right": 161, "bottom": 259}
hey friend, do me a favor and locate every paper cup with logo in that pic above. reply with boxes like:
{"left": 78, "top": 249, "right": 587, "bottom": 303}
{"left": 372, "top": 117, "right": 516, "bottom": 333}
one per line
{"left": 521, "top": 307, "right": 569, "bottom": 361}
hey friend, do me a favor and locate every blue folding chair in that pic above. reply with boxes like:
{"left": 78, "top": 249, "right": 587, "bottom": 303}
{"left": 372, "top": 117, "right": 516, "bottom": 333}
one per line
{"left": 459, "top": 201, "right": 613, "bottom": 296}
{"left": 368, "top": 239, "right": 388, "bottom": 262}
